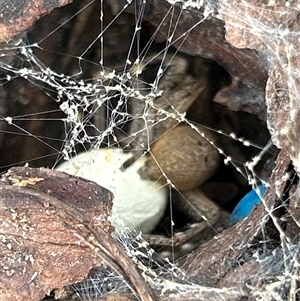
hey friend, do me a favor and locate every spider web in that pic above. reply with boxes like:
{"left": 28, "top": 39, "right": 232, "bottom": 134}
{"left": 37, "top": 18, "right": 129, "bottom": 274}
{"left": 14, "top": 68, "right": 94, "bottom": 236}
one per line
{"left": 0, "top": 0, "right": 299, "bottom": 300}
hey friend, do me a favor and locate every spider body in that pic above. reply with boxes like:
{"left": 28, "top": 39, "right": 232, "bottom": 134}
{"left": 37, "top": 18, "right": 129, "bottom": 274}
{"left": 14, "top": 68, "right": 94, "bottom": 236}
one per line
{"left": 130, "top": 54, "right": 230, "bottom": 249}
{"left": 139, "top": 124, "right": 220, "bottom": 190}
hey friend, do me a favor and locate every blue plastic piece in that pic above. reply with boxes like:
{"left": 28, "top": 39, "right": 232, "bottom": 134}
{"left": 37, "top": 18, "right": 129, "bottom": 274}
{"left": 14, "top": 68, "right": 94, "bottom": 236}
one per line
{"left": 230, "top": 184, "right": 267, "bottom": 224}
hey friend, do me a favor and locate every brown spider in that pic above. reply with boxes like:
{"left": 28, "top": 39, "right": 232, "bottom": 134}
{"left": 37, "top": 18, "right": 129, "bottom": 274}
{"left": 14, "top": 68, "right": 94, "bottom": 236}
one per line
{"left": 127, "top": 53, "right": 230, "bottom": 249}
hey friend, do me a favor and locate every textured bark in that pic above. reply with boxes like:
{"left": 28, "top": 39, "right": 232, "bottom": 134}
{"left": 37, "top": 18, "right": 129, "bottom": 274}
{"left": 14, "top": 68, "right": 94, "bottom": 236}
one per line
{"left": 0, "top": 1, "right": 299, "bottom": 300}
{"left": 0, "top": 0, "right": 73, "bottom": 42}
{"left": 0, "top": 167, "right": 156, "bottom": 301}
{"left": 0, "top": 167, "right": 111, "bottom": 301}
{"left": 181, "top": 149, "right": 290, "bottom": 283}
{"left": 218, "top": 0, "right": 300, "bottom": 174}
{"left": 119, "top": 0, "right": 268, "bottom": 119}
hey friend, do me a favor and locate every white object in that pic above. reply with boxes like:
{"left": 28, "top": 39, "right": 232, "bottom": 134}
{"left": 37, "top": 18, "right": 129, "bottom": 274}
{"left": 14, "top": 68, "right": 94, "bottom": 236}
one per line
{"left": 56, "top": 148, "right": 167, "bottom": 233}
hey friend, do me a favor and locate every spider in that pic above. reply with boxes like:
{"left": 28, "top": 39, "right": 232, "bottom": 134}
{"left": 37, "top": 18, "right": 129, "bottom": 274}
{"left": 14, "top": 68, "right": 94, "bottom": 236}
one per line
{"left": 125, "top": 53, "right": 231, "bottom": 249}
{"left": 56, "top": 53, "right": 231, "bottom": 252}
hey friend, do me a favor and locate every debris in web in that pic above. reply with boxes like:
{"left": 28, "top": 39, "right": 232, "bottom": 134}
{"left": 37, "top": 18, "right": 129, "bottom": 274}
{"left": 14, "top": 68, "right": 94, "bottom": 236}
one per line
{"left": 0, "top": 0, "right": 300, "bottom": 301}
